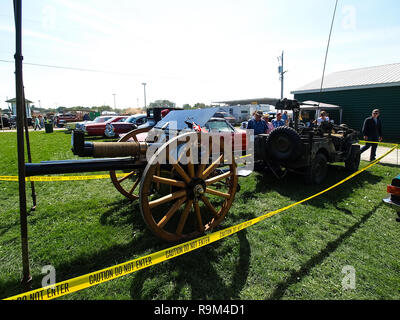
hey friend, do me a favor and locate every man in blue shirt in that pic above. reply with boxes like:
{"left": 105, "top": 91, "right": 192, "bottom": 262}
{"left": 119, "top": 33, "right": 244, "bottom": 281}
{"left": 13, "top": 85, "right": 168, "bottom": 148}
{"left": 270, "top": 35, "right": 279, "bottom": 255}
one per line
{"left": 247, "top": 110, "right": 268, "bottom": 135}
{"left": 272, "top": 113, "right": 285, "bottom": 128}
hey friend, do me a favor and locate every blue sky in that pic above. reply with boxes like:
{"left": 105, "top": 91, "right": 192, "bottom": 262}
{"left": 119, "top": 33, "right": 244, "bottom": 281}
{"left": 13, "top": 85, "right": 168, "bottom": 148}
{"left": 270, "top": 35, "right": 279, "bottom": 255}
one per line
{"left": 0, "top": 0, "right": 399, "bottom": 109}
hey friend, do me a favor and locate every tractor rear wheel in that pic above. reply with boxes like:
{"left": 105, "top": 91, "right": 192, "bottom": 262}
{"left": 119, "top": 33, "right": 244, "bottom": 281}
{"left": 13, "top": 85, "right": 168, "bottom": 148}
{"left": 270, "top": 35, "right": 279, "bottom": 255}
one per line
{"left": 266, "top": 126, "right": 302, "bottom": 163}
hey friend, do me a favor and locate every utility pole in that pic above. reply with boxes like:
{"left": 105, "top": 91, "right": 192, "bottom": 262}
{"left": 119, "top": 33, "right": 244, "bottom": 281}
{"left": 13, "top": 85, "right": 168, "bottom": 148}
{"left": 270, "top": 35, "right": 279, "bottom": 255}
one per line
{"left": 14, "top": 0, "right": 32, "bottom": 291}
{"left": 278, "top": 51, "right": 288, "bottom": 100}
{"left": 112, "top": 93, "right": 116, "bottom": 109}
{"left": 142, "top": 83, "right": 147, "bottom": 109}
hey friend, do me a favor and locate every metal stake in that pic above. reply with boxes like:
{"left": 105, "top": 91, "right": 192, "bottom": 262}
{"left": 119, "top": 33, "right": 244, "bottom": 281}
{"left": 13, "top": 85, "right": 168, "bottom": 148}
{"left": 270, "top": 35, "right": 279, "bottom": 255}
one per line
{"left": 13, "top": 0, "right": 32, "bottom": 291}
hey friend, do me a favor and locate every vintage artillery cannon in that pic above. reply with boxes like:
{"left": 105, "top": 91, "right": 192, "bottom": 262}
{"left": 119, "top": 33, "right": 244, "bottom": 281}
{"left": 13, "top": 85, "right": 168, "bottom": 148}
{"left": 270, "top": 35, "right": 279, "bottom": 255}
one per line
{"left": 24, "top": 100, "right": 360, "bottom": 242}
{"left": 26, "top": 108, "right": 244, "bottom": 242}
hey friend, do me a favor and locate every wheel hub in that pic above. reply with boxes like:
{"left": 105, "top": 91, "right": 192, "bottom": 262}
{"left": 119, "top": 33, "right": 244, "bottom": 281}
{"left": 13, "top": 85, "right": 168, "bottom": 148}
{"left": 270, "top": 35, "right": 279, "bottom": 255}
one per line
{"left": 193, "top": 184, "right": 205, "bottom": 197}
{"left": 187, "top": 178, "right": 206, "bottom": 200}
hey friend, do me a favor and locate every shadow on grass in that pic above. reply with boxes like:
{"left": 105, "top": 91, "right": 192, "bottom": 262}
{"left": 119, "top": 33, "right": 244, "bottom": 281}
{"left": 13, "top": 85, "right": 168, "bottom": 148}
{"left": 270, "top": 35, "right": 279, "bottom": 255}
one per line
{"left": 129, "top": 230, "right": 250, "bottom": 300}
{"left": 250, "top": 164, "right": 383, "bottom": 209}
{"left": 378, "top": 163, "right": 400, "bottom": 169}
{"left": 0, "top": 197, "right": 251, "bottom": 300}
{"left": 268, "top": 202, "right": 383, "bottom": 300}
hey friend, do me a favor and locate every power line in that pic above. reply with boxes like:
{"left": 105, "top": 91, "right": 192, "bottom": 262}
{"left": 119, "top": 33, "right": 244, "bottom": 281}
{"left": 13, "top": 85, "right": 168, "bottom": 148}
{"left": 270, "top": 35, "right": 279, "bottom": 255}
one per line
{"left": 318, "top": 0, "right": 339, "bottom": 104}
{"left": 0, "top": 58, "right": 182, "bottom": 80}
{"left": 0, "top": 58, "right": 145, "bottom": 77}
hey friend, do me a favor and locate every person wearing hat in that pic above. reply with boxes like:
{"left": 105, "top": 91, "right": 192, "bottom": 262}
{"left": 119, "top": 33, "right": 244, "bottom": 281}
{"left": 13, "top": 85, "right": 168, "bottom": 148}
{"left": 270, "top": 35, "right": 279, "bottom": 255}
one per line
{"left": 272, "top": 112, "right": 286, "bottom": 129}
{"left": 262, "top": 113, "right": 274, "bottom": 134}
{"left": 247, "top": 110, "right": 268, "bottom": 135}
{"left": 360, "top": 109, "right": 383, "bottom": 161}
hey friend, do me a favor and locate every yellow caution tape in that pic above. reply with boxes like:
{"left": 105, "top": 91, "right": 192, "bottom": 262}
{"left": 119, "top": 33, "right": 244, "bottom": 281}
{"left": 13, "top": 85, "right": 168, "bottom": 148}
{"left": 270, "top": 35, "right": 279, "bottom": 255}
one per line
{"left": 359, "top": 140, "right": 399, "bottom": 147}
{"left": 0, "top": 173, "right": 128, "bottom": 182}
{"left": 3, "top": 142, "right": 399, "bottom": 300}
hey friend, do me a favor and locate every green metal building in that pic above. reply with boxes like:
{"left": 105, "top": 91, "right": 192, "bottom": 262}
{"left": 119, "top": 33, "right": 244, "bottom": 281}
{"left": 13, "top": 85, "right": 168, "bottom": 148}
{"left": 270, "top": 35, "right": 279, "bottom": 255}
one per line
{"left": 291, "top": 63, "right": 400, "bottom": 140}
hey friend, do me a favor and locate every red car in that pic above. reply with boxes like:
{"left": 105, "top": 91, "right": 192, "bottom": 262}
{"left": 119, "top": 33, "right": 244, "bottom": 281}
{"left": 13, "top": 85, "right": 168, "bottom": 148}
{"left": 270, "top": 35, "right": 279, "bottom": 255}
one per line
{"left": 104, "top": 114, "right": 148, "bottom": 138}
{"left": 85, "top": 116, "right": 128, "bottom": 136}
{"left": 120, "top": 115, "right": 248, "bottom": 152}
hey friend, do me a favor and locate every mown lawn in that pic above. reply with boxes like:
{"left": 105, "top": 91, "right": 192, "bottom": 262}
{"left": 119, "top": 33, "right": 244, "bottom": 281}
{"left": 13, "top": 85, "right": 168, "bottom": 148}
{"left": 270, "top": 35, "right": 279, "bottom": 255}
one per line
{"left": 0, "top": 130, "right": 399, "bottom": 300}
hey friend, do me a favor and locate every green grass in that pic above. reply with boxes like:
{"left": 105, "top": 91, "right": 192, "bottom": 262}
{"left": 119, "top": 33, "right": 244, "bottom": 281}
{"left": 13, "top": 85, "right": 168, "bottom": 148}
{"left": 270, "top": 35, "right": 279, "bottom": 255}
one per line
{"left": 0, "top": 131, "right": 399, "bottom": 300}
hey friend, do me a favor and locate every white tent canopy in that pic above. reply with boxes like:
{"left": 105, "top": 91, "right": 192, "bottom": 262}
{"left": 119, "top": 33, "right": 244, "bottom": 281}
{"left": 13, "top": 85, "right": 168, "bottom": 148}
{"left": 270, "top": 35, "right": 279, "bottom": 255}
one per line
{"left": 300, "top": 100, "right": 343, "bottom": 124}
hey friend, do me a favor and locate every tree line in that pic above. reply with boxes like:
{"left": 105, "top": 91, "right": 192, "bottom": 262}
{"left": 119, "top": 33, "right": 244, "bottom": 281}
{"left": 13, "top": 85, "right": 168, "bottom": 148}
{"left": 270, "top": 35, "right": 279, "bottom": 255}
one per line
{"left": 6, "top": 100, "right": 213, "bottom": 116}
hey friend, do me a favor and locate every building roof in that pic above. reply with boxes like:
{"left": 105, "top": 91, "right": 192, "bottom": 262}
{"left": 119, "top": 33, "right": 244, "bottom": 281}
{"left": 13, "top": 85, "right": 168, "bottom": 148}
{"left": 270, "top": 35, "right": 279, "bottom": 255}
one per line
{"left": 292, "top": 63, "right": 400, "bottom": 94}
{"left": 6, "top": 98, "right": 33, "bottom": 103}
{"left": 213, "top": 97, "right": 279, "bottom": 106}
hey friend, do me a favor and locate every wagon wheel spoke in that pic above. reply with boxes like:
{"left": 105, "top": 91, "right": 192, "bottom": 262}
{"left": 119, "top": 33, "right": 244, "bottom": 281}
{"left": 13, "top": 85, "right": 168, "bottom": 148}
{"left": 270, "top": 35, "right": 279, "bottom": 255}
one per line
{"left": 194, "top": 201, "right": 205, "bottom": 233}
{"left": 187, "top": 147, "right": 195, "bottom": 179}
{"left": 196, "top": 164, "right": 207, "bottom": 178}
{"left": 176, "top": 200, "right": 193, "bottom": 236}
{"left": 157, "top": 197, "right": 187, "bottom": 229}
{"left": 154, "top": 163, "right": 160, "bottom": 191}
{"left": 200, "top": 195, "right": 219, "bottom": 218}
{"left": 205, "top": 171, "right": 232, "bottom": 186}
{"left": 128, "top": 176, "right": 141, "bottom": 194}
{"left": 172, "top": 163, "right": 192, "bottom": 184}
{"left": 152, "top": 175, "right": 186, "bottom": 188}
{"left": 205, "top": 187, "right": 231, "bottom": 199}
{"left": 202, "top": 154, "right": 224, "bottom": 179}
{"left": 149, "top": 189, "right": 187, "bottom": 209}
{"left": 118, "top": 171, "right": 136, "bottom": 184}
{"left": 168, "top": 151, "right": 192, "bottom": 184}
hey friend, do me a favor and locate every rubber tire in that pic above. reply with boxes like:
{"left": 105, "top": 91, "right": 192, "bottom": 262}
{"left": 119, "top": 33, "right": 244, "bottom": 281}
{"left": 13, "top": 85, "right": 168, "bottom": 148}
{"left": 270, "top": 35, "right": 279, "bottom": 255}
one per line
{"left": 304, "top": 153, "right": 328, "bottom": 185}
{"left": 345, "top": 145, "right": 361, "bottom": 173}
{"left": 266, "top": 126, "right": 302, "bottom": 163}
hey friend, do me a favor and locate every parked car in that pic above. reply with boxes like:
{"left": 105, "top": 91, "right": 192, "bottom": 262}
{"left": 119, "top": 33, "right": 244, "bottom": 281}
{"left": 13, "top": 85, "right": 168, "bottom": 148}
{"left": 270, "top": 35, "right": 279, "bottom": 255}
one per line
{"left": 383, "top": 174, "right": 400, "bottom": 222}
{"left": 66, "top": 121, "right": 91, "bottom": 132}
{"left": 126, "top": 108, "right": 248, "bottom": 152}
{"left": 204, "top": 117, "right": 247, "bottom": 152}
{"left": 68, "top": 115, "right": 115, "bottom": 132}
{"left": 0, "top": 116, "right": 11, "bottom": 129}
{"left": 104, "top": 114, "right": 148, "bottom": 138}
{"left": 85, "top": 116, "right": 128, "bottom": 136}
{"left": 9, "top": 115, "right": 17, "bottom": 129}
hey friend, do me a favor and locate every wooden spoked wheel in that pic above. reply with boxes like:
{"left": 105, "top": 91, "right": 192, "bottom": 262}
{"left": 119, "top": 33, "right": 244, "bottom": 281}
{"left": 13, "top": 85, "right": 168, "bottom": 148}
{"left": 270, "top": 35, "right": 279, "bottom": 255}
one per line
{"left": 139, "top": 132, "right": 238, "bottom": 242}
{"left": 110, "top": 127, "right": 152, "bottom": 200}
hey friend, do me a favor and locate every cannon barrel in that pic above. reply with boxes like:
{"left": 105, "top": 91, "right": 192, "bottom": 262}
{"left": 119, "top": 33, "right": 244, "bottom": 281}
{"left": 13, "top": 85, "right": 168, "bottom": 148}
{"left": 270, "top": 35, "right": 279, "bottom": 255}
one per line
{"left": 72, "top": 130, "right": 148, "bottom": 158}
{"left": 25, "top": 130, "right": 149, "bottom": 177}
{"left": 25, "top": 158, "right": 144, "bottom": 177}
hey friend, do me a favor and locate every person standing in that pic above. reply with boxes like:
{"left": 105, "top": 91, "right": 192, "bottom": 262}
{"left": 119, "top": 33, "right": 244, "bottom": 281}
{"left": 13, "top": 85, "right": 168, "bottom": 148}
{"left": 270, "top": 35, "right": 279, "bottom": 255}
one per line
{"left": 360, "top": 109, "right": 383, "bottom": 161}
{"left": 34, "top": 116, "right": 40, "bottom": 130}
{"left": 272, "top": 112, "right": 285, "bottom": 129}
{"left": 282, "top": 111, "right": 289, "bottom": 126}
{"left": 247, "top": 110, "right": 268, "bottom": 135}
{"left": 262, "top": 113, "right": 274, "bottom": 134}
{"left": 39, "top": 115, "right": 44, "bottom": 129}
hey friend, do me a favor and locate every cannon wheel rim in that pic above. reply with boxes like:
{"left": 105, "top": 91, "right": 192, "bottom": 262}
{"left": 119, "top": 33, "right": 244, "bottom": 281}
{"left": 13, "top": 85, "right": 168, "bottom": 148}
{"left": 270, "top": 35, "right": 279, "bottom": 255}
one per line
{"left": 109, "top": 127, "right": 152, "bottom": 200}
{"left": 139, "top": 132, "right": 238, "bottom": 242}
